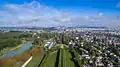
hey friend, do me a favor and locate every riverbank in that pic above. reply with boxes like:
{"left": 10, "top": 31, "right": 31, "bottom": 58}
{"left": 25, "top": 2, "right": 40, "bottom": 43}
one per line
{"left": 0, "top": 46, "right": 42, "bottom": 67}
{"left": 0, "top": 42, "right": 28, "bottom": 56}
{"left": 26, "top": 47, "right": 44, "bottom": 67}
{"left": 0, "top": 42, "right": 32, "bottom": 58}
{"left": 0, "top": 49, "right": 31, "bottom": 67}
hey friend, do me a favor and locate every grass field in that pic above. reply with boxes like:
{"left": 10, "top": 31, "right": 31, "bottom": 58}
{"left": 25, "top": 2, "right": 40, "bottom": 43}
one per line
{"left": 40, "top": 51, "right": 57, "bottom": 67}
{"left": 26, "top": 56, "right": 43, "bottom": 67}
{"left": 59, "top": 48, "right": 64, "bottom": 67}
{"left": 46, "top": 51, "right": 57, "bottom": 67}
{"left": 59, "top": 47, "right": 74, "bottom": 67}
{"left": 64, "top": 49, "right": 74, "bottom": 67}
{"left": 26, "top": 44, "right": 75, "bottom": 67}
{"left": 26, "top": 47, "right": 44, "bottom": 67}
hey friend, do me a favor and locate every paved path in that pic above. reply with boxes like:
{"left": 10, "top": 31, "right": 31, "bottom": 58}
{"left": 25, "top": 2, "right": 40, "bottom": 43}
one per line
{"left": 22, "top": 56, "right": 33, "bottom": 67}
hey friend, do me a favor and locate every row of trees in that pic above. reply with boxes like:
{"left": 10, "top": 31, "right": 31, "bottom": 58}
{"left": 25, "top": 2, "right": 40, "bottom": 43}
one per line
{"left": 57, "top": 33, "right": 70, "bottom": 45}
{"left": 71, "top": 48, "right": 85, "bottom": 67}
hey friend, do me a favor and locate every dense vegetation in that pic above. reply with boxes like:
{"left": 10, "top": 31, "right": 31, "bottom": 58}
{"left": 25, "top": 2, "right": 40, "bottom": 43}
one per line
{"left": 0, "top": 32, "right": 21, "bottom": 51}
{"left": 0, "top": 31, "right": 33, "bottom": 51}
{"left": 0, "top": 31, "right": 59, "bottom": 67}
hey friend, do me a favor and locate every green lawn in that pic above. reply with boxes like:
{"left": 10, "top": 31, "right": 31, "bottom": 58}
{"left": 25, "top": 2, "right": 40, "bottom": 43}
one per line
{"left": 26, "top": 48, "right": 44, "bottom": 67}
{"left": 26, "top": 45, "right": 74, "bottom": 67}
{"left": 26, "top": 56, "right": 43, "bottom": 67}
{"left": 46, "top": 51, "right": 57, "bottom": 67}
{"left": 59, "top": 48, "right": 64, "bottom": 67}
{"left": 59, "top": 48, "right": 74, "bottom": 67}
{"left": 64, "top": 49, "right": 74, "bottom": 67}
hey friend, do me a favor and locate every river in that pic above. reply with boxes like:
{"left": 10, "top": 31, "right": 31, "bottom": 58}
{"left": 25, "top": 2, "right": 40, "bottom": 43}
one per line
{"left": 0, "top": 42, "right": 33, "bottom": 58}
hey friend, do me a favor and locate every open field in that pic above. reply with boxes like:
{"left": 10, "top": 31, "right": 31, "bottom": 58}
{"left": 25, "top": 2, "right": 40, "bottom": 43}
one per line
{"left": 26, "top": 56, "right": 42, "bottom": 67}
{"left": 58, "top": 48, "right": 74, "bottom": 67}
{"left": 39, "top": 50, "right": 58, "bottom": 67}
{"left": 46, "top": 51, "right": 57, "bottom": 67}
{"left": 64, "top": 49, "right": 74, "bottom": 67}
{"left": 26, "top": 47, "right": 44, "bottom": 67}
{"left": 37, "top": 44, "right": 76, "bottom": 67}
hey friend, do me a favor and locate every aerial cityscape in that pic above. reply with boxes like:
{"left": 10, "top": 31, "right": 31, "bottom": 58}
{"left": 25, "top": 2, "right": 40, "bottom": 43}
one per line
{"left": 0, "top": 0, "right": 120, "bottom": 67}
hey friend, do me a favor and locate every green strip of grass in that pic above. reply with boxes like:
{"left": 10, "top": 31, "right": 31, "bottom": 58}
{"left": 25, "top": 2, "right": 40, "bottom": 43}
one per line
{"left": 58, "top": 48, "right": 64, "bottom": 67}
{"left": 59, "top": 47, "right": 74, "bottom": 67}
{"left": 46, "top": 51, "right": 57, "bottom": 67}
{"left": 26, "top": 47, "right": 44, "bottom": 67}
{"left": 64, "top": 49, "right": 74, "bottom": 67}
{"left": 26, "top": 56, "right": 43, "bottom": 67}
{"left": 40, "top": 51, "right": 57, "bottom": 67}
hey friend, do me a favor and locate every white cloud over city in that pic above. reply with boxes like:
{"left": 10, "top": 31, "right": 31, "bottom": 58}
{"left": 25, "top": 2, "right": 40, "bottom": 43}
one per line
{"left": 0, "top": 1, "right": 120, "bottom": 28}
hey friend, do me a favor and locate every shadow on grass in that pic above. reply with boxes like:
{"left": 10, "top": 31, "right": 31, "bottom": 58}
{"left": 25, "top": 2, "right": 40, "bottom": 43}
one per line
{"left": 38, "top": 53, "right": 46, "bottom": 67}
{"left": 54, "top": 49, "right": 60, "bottom": 67}
{"left": 69, "top": 50, "right": 80, "bottom": 67}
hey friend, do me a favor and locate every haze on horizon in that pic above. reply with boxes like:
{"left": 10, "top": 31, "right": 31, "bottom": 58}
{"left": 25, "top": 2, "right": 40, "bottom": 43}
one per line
{"left": 0, "top": 0, "right": 120, "bottom": 28}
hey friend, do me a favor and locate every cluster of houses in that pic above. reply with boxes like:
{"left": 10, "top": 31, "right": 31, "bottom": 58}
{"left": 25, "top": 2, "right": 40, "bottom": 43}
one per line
{"left": 44, "top": 41, "right": 56, "bottom": 49}
{"left": 67, "top": 31, "right": 120, "bottom": 67}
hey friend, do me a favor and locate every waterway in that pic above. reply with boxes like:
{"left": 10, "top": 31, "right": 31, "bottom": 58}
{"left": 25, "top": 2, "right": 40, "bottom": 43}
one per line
{"left": 0, "top": 42, "right": 33, "bottom": 58}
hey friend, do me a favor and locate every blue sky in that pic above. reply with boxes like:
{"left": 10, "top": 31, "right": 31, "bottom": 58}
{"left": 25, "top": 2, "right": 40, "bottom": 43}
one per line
{"left": 0, "top": 0, "right": 120, "bottom": 14}
{"left": 0, "top": 0, "right": 120, "bottom": 27}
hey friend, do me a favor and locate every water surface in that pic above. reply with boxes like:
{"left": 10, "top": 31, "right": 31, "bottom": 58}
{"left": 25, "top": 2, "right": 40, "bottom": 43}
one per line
{"left": 0, "top": 42, "right": 32, "bottom": 58}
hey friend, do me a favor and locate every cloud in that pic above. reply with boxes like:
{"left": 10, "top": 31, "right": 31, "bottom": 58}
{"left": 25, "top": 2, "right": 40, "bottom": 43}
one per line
{"left": 0, "top": 1, "right": 120, "bottom": 28}
{"left": 0, "top": 1, "right": 68, "bottom": 27}
{"left": 99, "top": 13, "right": 103, "bottom": 16}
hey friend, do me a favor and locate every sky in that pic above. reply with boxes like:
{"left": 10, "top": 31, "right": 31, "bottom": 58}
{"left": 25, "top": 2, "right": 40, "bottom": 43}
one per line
{"left": 0, "top": 0, "right": 120, "bottom": 27}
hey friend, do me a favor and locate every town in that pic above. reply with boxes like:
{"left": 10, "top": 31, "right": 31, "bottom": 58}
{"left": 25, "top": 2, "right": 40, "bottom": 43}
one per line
{"left": 0, "top": 26, "right": 119, "bottom": 67}
{"left": 0, "top": 0, "right": 120, "bottom": 67}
